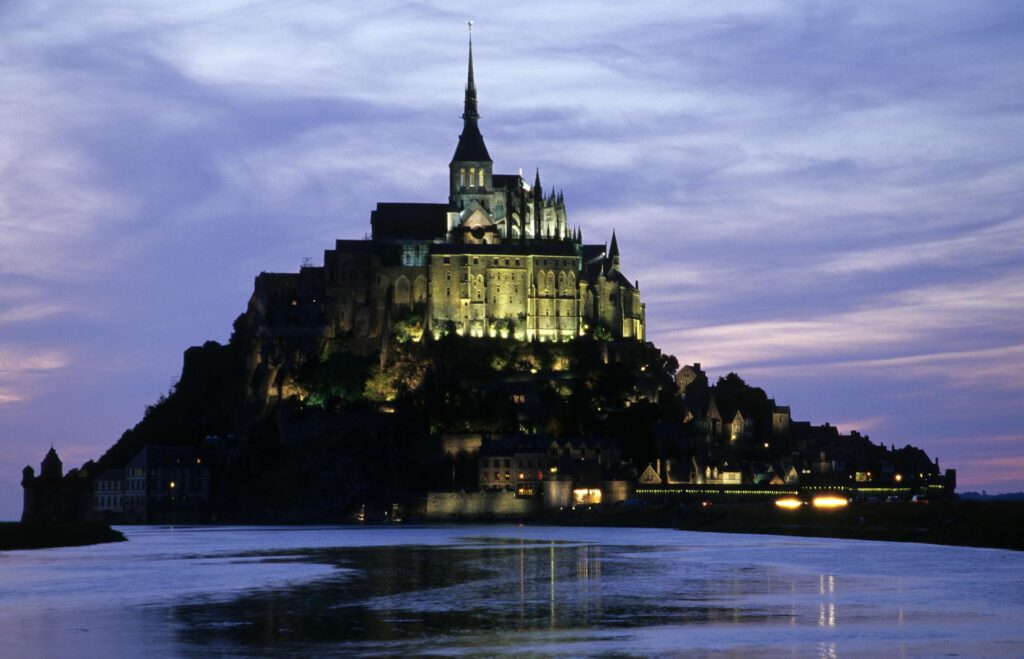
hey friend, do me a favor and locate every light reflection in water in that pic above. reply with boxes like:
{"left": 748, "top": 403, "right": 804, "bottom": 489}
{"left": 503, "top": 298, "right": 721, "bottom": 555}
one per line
{"left": 818, "top": 574, "right": 837, "bottom": 628}
{"left": 1, "top": 527, "right": 1022, "bottom": 657}
{"left": 549, "top": 541, "right": 556, "bottom": 629}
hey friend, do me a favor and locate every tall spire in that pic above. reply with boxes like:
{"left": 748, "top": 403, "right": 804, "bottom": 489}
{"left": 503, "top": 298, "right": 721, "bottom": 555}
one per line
{"left": 451, "top": 20, "right": 491, "bottom": 164}
{"left": 463, "top": 21, "right": 478, "bottom": 122}
{"left": 609, "top": 229, "right": 620, "bottom": 258}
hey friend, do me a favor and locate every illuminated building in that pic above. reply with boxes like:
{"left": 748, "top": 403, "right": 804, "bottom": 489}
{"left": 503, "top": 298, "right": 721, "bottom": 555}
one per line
{"left": 247, "top": 30, "right": 645, "bottom": 347}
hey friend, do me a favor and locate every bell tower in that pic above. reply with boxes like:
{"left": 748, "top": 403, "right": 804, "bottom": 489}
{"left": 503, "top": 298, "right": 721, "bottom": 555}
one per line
{"left": 449, "top": 21, "right": 493, "bottom": 214}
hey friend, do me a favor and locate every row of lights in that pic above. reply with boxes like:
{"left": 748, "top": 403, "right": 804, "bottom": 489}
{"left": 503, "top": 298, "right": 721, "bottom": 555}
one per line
{"left": 775, "top": 495, "right": 849, "bottom": 510}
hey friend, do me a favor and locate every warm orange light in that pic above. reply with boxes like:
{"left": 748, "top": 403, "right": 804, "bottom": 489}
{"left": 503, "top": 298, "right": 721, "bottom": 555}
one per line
{"left": 169, "top": 481, "right": 176, "bottom": 489}
{"left": 812, "top": 495, "right": 848, "bottom": 509}
{"left": 572, "top": 488, "right": 602, "bottom": 505}
{"left": 775, "top": 497, "right": 803, "bottom": 510}
{"left": 894, "top": 474, "right": 903, "bottom": 482}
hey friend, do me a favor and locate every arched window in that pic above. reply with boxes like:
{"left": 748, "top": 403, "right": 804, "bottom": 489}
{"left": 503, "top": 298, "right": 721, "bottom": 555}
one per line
{"left": 459, "top": 168, "right": 465, "bottom": 187}
{"left": 558, "top": 272, "right": 566, "bottom": 294}
{"left": 394, "top": 276, "right": 410, "bottom": 305}
{"left": 469, "top": 168, "right": 476, "bottom": 188}
{"left": 413, "top": 276, "right": 427, "bottom": 303}
{"left": 478, "top": 169, "right": 485, "bottom": 187}
{"left": 546, "top": 272, "right": 554, "bottom": 292}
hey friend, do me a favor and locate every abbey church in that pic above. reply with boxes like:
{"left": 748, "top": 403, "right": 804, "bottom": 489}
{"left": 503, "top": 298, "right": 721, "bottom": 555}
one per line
{"left": 248, "top": 35, "right": 644, "bottom": 346}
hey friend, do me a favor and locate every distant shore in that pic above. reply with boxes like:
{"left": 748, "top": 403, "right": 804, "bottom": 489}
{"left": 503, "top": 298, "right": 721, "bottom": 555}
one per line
{"left": 0, "top": 522, "right": 126, "bottom": 551}
{"left": 527, "top": 499, "right": 1024, "bottom": 551}
{"left": 8, "top": 500, "right": 1019, "bottom": 552}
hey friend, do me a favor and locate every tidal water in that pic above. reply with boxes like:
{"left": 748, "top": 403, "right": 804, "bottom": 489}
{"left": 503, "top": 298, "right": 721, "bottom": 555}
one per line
{"left": 1, "top": 526, "right": 1022, "bottom": 657}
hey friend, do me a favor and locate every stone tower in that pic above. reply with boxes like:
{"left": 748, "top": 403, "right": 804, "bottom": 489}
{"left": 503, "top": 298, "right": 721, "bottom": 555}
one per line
{"left": 449, "top": 23, "right": 493, "bottom": 214}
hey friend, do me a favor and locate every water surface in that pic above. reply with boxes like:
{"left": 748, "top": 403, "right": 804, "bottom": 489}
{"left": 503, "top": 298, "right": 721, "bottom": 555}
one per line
{"left": 1, "top": 525, "right": 1021, "bottom": 656}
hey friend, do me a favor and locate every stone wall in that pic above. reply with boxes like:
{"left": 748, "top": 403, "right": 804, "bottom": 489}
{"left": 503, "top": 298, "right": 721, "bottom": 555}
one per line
{"left": 424, "top": 491, "right": 539, "bottom": 519}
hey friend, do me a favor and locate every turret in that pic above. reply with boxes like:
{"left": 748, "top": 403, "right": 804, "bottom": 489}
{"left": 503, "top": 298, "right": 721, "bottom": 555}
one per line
{"left": 41, "top": 446, "right": 63, "bottom": 481}
{"left": 609, "top": 230, "right": 621, "bottom": 271}
{"left": 533, "top": 168, "right": 542, "bottom": 240}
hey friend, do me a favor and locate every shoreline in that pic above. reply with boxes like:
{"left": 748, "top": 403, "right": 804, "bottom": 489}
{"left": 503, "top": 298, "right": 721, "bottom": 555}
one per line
{"left": 8, "top": 500, "right": 1018, "bottom": 552}
{"left": 0, "top": 522, "right": 126, "bottom": 551}
{"left": 62, "top": 499, "right": 1022, "bottom": 552}
{"left": 414, "top": 499, "right": 1024, "bottom": 551}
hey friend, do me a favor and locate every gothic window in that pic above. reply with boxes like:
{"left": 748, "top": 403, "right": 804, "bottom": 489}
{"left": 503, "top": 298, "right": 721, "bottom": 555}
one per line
{"left": 394, "top": 276, "right": 410, "bottom": 305}
{"left": 459, "top": 169, "right": 465, "bottom": 187}
{"left": 558, "top": 272, "right": 566, "bottom": 293}
{"left": 546, "top": 272, "right": 554, "bottom": 292}
{"left": 469, "top": 168, "right": 476, "bottom": 188}
{"left": 478, "top": 169, "right": 485, "bottom": 187}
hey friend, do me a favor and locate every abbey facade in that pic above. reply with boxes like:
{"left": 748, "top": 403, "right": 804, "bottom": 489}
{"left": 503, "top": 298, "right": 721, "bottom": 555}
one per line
{"left": 248, "top": 37, "right": 644, "bottom": 346}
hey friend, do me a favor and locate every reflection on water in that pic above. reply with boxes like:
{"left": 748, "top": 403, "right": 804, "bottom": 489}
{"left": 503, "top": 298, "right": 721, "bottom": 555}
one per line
{"left": 170, "top": 539, "right": 801, "bottom": 655}
{"left": 818, "top": 574, "right": 836, "bottom": 627}
{"left": 1, "top": 526, "right": 1023, "bottom": 657}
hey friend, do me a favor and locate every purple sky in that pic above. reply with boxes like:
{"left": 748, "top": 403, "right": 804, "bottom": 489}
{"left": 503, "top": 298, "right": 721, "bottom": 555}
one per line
{"left": 2, "top": 2, "right": 1023, "bottom": 519}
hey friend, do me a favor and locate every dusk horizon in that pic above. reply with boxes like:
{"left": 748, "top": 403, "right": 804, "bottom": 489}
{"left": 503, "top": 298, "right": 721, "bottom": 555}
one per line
{"left": 2, "top": 2, "right": 1023, "bottom": 520}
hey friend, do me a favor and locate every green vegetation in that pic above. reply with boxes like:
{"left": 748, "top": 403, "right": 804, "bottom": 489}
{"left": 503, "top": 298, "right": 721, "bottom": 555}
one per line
{"left": 292, "top": 334, "right": 683, "bottom": 467}
{"left": 0, "top": 522, "right": 126, "bottom": 551}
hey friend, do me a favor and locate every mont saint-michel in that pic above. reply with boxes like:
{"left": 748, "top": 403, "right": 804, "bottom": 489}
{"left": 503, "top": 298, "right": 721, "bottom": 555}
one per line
{"left": 21, "top": 34, "right": 956, "bottom": 529}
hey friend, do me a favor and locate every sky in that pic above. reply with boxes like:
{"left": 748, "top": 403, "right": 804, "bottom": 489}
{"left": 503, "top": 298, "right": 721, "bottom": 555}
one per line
{"left": 1, "top": 1, "right": 1022, "bottom": 519}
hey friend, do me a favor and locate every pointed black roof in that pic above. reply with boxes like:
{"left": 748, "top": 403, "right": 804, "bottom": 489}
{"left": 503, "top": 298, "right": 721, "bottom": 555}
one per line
{"left": 609, "top": 230, "right": 620, "bottom": 258}
{"left": 451, "top": 27, "right": 491, "bottom": 163}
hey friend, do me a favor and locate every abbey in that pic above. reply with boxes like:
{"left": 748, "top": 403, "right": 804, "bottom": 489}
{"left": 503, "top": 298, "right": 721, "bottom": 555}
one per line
{"left": 248, "top": 36, "right": 644, "bottom": 345}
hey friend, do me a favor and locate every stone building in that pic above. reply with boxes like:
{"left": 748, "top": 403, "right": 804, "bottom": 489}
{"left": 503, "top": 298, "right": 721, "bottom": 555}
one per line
{"left": 21, "top": 447, "right": 90, "bottom": 523}
{"left": 478, "top": 435, "right": 630, "bottom": 507}
{"left": 122, "top": 445, "right": 210, "bottom": 523}
{"left": 93, "top": 468, "right": 125, "bottom": 517}
{"left": 246, "top": 33, "right": 645, "bottom": 350}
